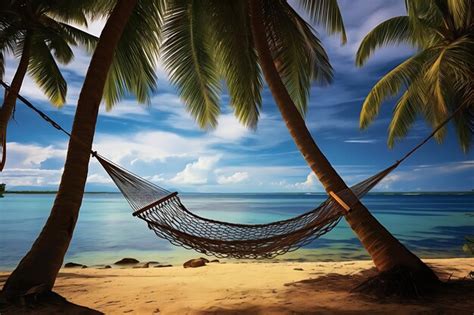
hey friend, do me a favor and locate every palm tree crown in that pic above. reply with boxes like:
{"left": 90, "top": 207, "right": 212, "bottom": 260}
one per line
{"left": 0, "top": 0, "right": 98, "bottom": 105}
{"left": 161, "top": 0, "right": 346, "bottom": 129}
{"left": 356, "top": 0, "right": 473, "bottom": 152}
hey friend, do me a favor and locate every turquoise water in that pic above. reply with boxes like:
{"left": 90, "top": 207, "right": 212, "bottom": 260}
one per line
{"left": 0, "top": 193, "right": 473, "bottom": 269}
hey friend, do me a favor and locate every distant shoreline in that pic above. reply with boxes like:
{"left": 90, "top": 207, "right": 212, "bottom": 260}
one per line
{"left": 3, "top": 191, "right": 474, "bottom": 195}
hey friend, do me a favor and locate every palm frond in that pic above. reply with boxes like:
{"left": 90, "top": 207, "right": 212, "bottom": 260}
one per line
{"left": 440, "top": 34, "right": 474, "bottom": 94}
{"left": 423, "top": 36, "right": 474, "bottom": 136}
{"left": 452, "top": 99, "right": 473, "bottom": 152}
{"left": 424, "top": 50, "right": 449, "bottom": 121}
{"left": 0, "top": 24, "right": 21, "bottom": 79}
{"left": 27, "top": 35, "right": 67, "bottom": 106}
{"left": 296, "top": 0, "right": 347, "bottom": 44}
{"left": 360, "top": 48, "right": 438, "bottom": 129}
{"left": 405, "top": 0, "right": 442, "bottom": 46}
{"left": 356, "top": 16, "right": 411, "bottom": 67}
{"left": 264, "top": 0, "right": 332, "bottom": 115}
{"left": 103, "top": 0, "right": 163, "bottom": 108}
{"left": 162, "top": 0, "right": 220, "bottom": 129}
{"left": 44, "top": 0, "right": 114, "bottom": 24}
{"left": 57, "top": 22, "right": 98, "bottom": 53}
{"left": 36, "top": 27, "right": 74, "bottom": 64}
{"left": 447, "top": 0, "right": 471, "bottom": 29}
{"left": 41, "top": 16, "right": 98, "bottom": 54}
{"left": 388, "top": 88, "right": 422, "bottom": 148}
{"left": 207, "top": 0, "right": 262, "bottom": 128}
{"left": 0, "top": 22, "right": 23, "bottom": 57}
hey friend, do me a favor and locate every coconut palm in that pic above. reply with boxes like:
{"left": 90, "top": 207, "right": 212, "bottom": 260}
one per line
{"left": 356, "top": 0, "right": 473, "bottom": 152}
{"left": 161, "top": 0, "right": 437, "bottom": 281}
{"left": 2, "top": 0, "right": 164, "bottom": 298}
{"left": 0, "top": 0, "right": 99, "bottom": 171}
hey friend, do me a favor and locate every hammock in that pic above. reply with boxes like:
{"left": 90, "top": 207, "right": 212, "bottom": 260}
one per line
{"left": 0, "top": 80, "right": 457, "bottom": 259}
{"left": 95, "top": 153, "right": 398, "bottom": 258}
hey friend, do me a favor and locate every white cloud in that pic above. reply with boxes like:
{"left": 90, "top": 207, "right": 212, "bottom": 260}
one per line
{"left": 4, "top": 142, "right": 66, "bottom": 168}
{"left": 344, "top": 139, "right": 377, "bottom": 144}
{"left": 211, "top": 114, "right": 250, "bottom": 141}
{"left": 377, "top": 161, "right": 474, "bottom": 190}
{"left": 0, "top": 168, "right": 62, "bottom": 187}
{"left": 217, "top": 172, "right": 249, "bottom": 184}
{"left": 93, "top": 130, "right": 211, "bottom": 164}
{"left": 170, "top": 156, "right": 220, "bottom": 185}
{"left": 287, "top": 172, "right": 324, "bottom": 191}
{"left": 86, "top": 173, "right": 113, "bottom": 184}
{"left": 146, "top": 174, "right": 166, "bottom": 183}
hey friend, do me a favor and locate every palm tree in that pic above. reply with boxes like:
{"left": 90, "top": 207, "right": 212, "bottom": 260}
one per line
{"left": 356, "top": 0, "right": 473, "bottom": 152}
{"left": 161, "top": 0, "right": 437, "bottom": 281}
{"left": 2, "top": 0, "right": 164, "bottom": 298}
{"left": 0, "top": 1, "right": 99, "bottom": 171}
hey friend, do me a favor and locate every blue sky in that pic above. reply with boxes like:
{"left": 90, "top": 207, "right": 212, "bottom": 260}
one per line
{"left": 0, "top": 0, "right": 472, "bottom": 192}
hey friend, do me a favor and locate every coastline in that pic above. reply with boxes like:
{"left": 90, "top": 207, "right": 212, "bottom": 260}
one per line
{"left": 1, "top": 258, "right": 473, "bottom": 314}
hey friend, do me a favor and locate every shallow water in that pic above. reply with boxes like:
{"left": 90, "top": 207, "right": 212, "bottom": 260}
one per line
{"left": 0, "top": 193, "right": 473, "bottom": 269}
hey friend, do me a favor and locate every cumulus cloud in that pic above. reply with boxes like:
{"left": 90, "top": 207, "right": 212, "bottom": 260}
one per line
{"left": 217, "top": 172, "right": 249, "bottom": 184}
{"left": 93, "top": 130, "right": 211, "bottom": 164}
{"left": 211, "top": 114, "right": 250, "bottom": 141}
{"left": 170, "top": 156, "right": 220, "bottom": 185}
{"left": 5, "top": 142, "right": 66, "bottom": 168}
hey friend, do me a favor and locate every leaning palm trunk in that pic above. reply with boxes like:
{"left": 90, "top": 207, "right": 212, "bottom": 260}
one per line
{"left": 2, "top": 0, "right": 139, "bottom": 298}
{"left": 249, "top": 0, "right": 436, "bottom": 276}
{"left": 0, "top": 36, "right": 31, "bottom": 171}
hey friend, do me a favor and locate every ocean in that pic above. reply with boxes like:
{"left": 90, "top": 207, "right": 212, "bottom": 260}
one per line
{"left": 0, "top": 193, "right": 473, "bottom": 269}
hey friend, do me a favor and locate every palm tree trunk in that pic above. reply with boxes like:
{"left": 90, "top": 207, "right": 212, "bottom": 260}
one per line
{"left": 2, "top": 0, "right": 139, "bottom": 299}
{"left": 249, "top": 0, "right": 436, "bottom": 276}
{"left": 0, "top": 35, "right": 31, "bottom": 171}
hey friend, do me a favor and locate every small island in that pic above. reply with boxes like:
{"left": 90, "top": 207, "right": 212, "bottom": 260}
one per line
{"left": 0, "top": 183, "right": 5, "bottom": 197}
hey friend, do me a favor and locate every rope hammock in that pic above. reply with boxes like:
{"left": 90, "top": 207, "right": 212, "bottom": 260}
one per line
{"left": 0, "top": 80, "right": 459, "bottom": 259}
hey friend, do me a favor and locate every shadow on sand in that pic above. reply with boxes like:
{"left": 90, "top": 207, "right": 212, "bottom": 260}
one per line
{"left": 0, "top": 291, "right": 103, "bottom": 315}
{"left": 197, "top": 266, "right": 474, "bottom": 314}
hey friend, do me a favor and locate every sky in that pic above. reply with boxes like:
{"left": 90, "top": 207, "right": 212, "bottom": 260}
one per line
{"left": 0, "top": 0, "right": 472, "bottom": 192}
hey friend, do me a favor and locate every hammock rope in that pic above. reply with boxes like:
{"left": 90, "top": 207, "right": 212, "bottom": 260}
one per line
{"left": 0, "top": 80, "right": 460, "bottom": 259}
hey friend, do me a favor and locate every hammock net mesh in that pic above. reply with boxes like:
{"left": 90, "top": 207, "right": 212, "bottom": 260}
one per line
{"left": 96, "top": 154, "right": 397, "bottom": 259}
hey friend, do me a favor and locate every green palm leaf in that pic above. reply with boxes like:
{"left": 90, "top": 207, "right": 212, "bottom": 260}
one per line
{"left": 41, "top": 16, "right": 98, "bottom": 53}
{"left": 264, "top": 0, "right": 332, "bottom": 115}
{"left": 388, "top": 80, "right": 429, "bottom": 147}
{"left": 356, "top": 16, "right": 412, "bottom": 67}
{"left": 103, "top": 0, "right": 163, "bottom": 108}
{"left": 296, "top": 0, "right": 347, "bottom": 43}
{"left": 162, "top": 0, "right": 221, "bottom": 129}
{"left": 447, "top": 0, "right": 471, "bottom": 29}
{"left": 36, "top": 27, "right": 74, "bottom": 64}
{"left": 360, "top": 48, "right": 438, "bottom": 129}
{"left": 27, "top": 35, "right": 67, "bottom": 106}
{"left": 206, "top": 0, "right": 262, "bottom": 128}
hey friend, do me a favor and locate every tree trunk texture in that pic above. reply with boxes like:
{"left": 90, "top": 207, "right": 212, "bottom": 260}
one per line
{"left": 0, "top": 35, "right": 31, "bottom": 171}
{"left": 249, "top": 0, "right": 437, "bottom": 276}
{"left": 2, "top": 0, "right": 139, "bottom": 298}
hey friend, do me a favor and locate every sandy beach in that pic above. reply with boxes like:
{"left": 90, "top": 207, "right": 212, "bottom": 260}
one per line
{"left": 1, "top": 258, "right": 473, "bottom": 314}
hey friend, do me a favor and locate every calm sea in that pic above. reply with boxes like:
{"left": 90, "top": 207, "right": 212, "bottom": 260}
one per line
{"left": 0, "top": 193, "right": 473, "bottom": 269}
